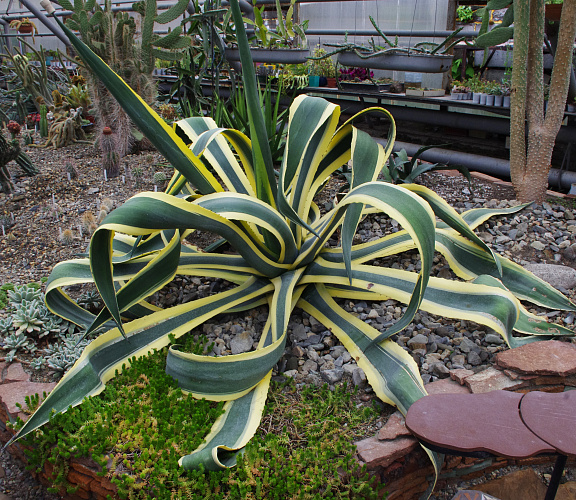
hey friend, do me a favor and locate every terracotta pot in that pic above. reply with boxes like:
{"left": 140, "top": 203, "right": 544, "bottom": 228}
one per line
{"left": 18, "top": 24, "right": 33, "bottom": 34}
{"left": 326, "top": 77, "right": 337, "bottom": 88}
{"left": 545, "top": 4, "right": 562, "bottom": 21}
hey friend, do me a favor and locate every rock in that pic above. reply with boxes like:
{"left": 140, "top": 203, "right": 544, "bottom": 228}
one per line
{"left": 476, "top": 468, "right": 547, "bottom": 500}
{"left": 450, "top": 368, "right": 475, "bottom": 385}
{"left": 431, "top": 362, "right": 451, "bottom": 378}
{"left": 292, "top": 323, "right": 307, "bottom": 341}
{"left": 291, "top": 346, "right": 305, "bottom": 357}
{"left": 321, "top": 369, "right": 344, "bottom": 384}
{"left": 496, "top": 340, "right": 576, "bottom": 376}
{"left": 452, "top": 492, "right": 499, "bottom": 500}
{"left": 557, "top": 482, "right": 576, "bottom": 500}
{"left": 352, "top": 367, "right": 367, "bottom": 388}
{"left": 464, "top": 367, "right": 527, "bottom": 393}
{"left": 467, "top": 351, "right": 483, "bottom": 366}
{"left": 377, "top": 411, "right": 411, "bottom": 441}
{"left": 524, "top": 263, "right": 576, "bottom": 290}
{"left": 459, "top": 337, "right": 480, "bottom": 353}
{"left": 425, "top": 378, "right": 471, "bottom": 395}
{"left": 367, "top": 309, "right": 379, "bottom": 319}
{"left": 285, "top": 356, "right": 299, "bottom": 371}
{"left": 407, "top": 333, "right": 428, "bottom": 350}
{"left": 301, "top": 359, "right": 318, "bottom": 373}
{"left": 355, "top": 435, "right": 418, "bottom": 469}
{"left": 230, "top": 331, "right": 253, "bottom": 354}
{"left": 0, "top": 380, "right": 57, "bottom": 418}
{"left": 87, "top": 187, "right": 100, "bottom": 194}
{"left": 4, "top": 363, "right": 29, "bottom": 383}
{"left": 484, "top": 333, "right": 505, "bottom": 345}
{"left": 530, "top": 241, "right": 546, "bottom": 251}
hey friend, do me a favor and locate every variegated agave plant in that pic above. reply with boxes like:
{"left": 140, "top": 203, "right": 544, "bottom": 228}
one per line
{"left": 14, "top": 0, "right": 574, "bottom": 479}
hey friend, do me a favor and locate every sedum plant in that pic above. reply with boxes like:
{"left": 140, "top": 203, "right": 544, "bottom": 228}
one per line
{"left": 0, "top": 284, "right": 85, "bottom": 367}
{"left": 15, "top": 0, "right": 575, "bottom": 486}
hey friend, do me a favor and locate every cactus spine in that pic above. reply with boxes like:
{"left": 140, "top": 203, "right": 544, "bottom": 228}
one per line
{"left": 39, "top": 105, "right": 49, "bottom": 137}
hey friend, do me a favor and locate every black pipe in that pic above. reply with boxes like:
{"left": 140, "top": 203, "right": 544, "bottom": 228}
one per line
{"left": 378, "top": 140, "right": 576, "bottom": 191}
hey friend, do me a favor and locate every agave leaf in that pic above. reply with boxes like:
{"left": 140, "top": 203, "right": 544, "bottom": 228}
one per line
{"left": 436, "top": 230, "right": 576, "bottom": 311}
{"left": 12, "top": 278, "right": 272, "bottom": 444}
{"left": 229, "top": 0, "right": 277, "bottom": 205}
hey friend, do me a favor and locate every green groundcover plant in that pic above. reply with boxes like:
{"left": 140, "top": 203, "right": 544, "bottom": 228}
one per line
{"left": 16, "top": 347, "right": 383, "bottom": 499}
{"left": 11, "top": 0, "right": 575, "bottom": 491}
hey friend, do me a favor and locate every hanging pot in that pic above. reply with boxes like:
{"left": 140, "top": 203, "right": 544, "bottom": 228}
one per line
{"left": 225, "top": 48, "right": 309, "bottom": 65}
{"left": 18, "top": 24, "right": 34, "bottom": 34}
{"left": 337, "top": 51, "right": 453, "bottom": 73}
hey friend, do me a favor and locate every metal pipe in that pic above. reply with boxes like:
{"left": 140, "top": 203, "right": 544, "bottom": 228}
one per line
{"left": 304, "top": 29, "right": 478, "bottom": 38}
{"left": 375, "top": 139, "right": 576, "bottom": 191}
{"left": 0, "top": 18, "right": 12, "bottom": 53}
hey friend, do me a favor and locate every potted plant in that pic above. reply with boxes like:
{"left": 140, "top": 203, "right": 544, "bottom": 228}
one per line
{"left": 450, "top": 80, "right": 467, "bottom": 100}
{"left": 467, "top": 75, "right": 487, "bottom": 104}
{"left": 9, "top": 17, "right": 38, "bottom": 35}
{"left": 279, "top": 63, "right": 309, "bottom": 91}
{"left": 226, "top": 0, "right": 309, "bottom": 64}
{"left": 567, "top": 98, "right": 576, "bottom": 113}
{"left": 406, "top": 87, "right": 445, "bottom": 97}
{"left": 338, "top": 67, "right": 392, "bottom": 93}
{"left": 307, "top": 47, "right": 336, "bottom": 87}
{"left": 489, "top": 81, "right": 504, "bottom": 106}
{"left": 456, "top": 5, "right": 474, "bottom": 24}
{"left": 321, "top": 16, "right": 463, "bottom": 73}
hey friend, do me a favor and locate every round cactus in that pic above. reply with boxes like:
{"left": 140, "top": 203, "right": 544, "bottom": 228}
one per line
{"left": 7, "top": 120, "right": 21, "bottom": 138}
{"left": 153, "top": 171, "right": 167, "bottom": 185}
{"left": 60, "top": 228, "right": 75, "bottom": 245}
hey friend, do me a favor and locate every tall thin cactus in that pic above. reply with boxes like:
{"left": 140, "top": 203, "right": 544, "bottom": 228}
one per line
{"left": 39, "top": 104, "right": 49, "bottom": 138}
{"left": 476, "top": 0, "right": 576, "bottom": 202}
{"left": 57, "top": 0, "right": 192, "bottom": 159}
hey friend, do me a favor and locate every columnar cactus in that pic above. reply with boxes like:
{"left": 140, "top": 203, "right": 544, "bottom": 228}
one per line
{"left": 100, "top": 126, "right": 120, "bottom": 178}
{"left": 0, "top": 133, "right": 20, "bottom": 193}
{"left": 57, "top": 0, "right": 191, "bottom": 158}
{"left": 39, "top": 104, "right": 49, "bottom": 138}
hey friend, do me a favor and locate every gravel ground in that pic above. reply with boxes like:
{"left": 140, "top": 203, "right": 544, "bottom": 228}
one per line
{"left": 1, "top": 140, "right": 576, "bottom": 499}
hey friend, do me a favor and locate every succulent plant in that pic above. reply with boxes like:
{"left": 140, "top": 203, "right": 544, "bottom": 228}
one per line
{"left": 101, "top": 198, "right": 114, "bottom": 212}
{"left": 60, "top": 228, "right": 75, "bottom": 245}
{"left": 76, "top": 290, "right": 102, "bottom": 312}
{"left": 153, "top": 171, "right": 167, "bottom": 185}
{"left": 12, "top": 300, "right": 46, "bottom": 335}
{"left": 64, "top": 161, "right": 78, "bottom": 179}
{"left": 3, "top": 331, "right": 36, "bottom": 356}
{"left": 81, "top": 211, "right": 96, "bottom": 232}
{"left": 7, "top": 120, "right": 21, "bottom": 139}
{"left": 44, "top": 332, "right": 90, "bottom": 373}
{"left": 8, "top": 284, "right": 42, "bottom": 304}
{"left": 0, "top": 316, "right": 13, "bottom": 331}
{"left": 97, "top": 210, "right": 108, "bottom": 224}
{"left": 30, "top": 357, "right": 46, "bottom": 371}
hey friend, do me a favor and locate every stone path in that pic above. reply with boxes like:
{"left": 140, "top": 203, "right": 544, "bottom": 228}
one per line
{"left": 354, "top": 340, "right": 576, "bottom": 500}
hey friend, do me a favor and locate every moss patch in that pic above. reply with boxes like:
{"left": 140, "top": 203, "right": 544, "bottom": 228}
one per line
{"left": 18, "top": 347, "right": 385, "bottom": 499}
